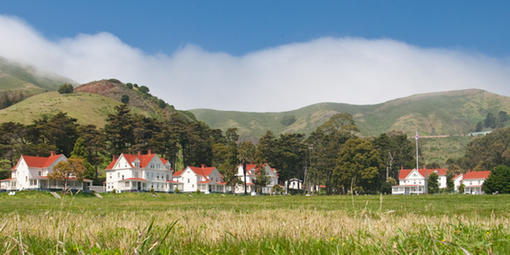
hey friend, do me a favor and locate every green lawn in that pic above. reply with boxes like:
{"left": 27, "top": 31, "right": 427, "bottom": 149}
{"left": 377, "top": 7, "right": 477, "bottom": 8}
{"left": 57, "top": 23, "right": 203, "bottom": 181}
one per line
{"left": 0, "top": 192, "right": 509, "bottom": 254}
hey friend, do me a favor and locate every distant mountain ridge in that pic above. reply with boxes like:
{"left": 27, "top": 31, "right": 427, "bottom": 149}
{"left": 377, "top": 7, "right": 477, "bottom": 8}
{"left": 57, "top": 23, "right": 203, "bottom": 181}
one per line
{"left": 190, "top": 89, "right": 510, "bottom": 141}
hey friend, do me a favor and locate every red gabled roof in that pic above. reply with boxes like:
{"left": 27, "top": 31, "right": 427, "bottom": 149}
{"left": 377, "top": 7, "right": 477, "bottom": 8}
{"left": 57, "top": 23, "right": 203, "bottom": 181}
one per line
{"left": 16, "top": 154, "right": 63, "bottom": 169}
{"left": 398, "top": 169, "right": 448, "bottom": 180}
{"left": 173, "top": 170, "right": 183, "bottom": 177}
{"left": 463, "top": 171, "right": 491, "bottom": 180}
{"left": 188, "top": 166, "right": 216, "bottom": 177}
{"left": 105, "top": 151, "right": 170, "bottom": 170}
{"left": 244, "top": 163, "right": 276, "bottom": 175}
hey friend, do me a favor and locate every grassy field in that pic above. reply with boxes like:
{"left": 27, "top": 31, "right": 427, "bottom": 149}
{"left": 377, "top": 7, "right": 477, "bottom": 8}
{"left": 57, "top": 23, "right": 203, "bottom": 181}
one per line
{"left": 0, "top": 192, "right": 509, "bottom": 254}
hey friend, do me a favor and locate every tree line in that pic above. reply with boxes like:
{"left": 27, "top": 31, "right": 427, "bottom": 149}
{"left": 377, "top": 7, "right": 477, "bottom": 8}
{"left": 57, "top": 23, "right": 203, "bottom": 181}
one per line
{"left": 2, "top": 103, "right": 509, "bottom": 194}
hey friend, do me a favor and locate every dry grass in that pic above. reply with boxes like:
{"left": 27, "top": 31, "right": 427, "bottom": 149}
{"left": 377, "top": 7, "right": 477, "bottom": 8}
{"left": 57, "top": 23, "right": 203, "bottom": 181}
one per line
{"left": 0, "top": 192, "right": 509, "bottom": 254}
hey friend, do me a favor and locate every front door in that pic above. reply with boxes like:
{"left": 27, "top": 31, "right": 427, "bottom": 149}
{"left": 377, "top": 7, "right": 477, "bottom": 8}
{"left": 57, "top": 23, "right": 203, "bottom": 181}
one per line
{"left": 137, "top": 182, "right": 141, "bottom": 191}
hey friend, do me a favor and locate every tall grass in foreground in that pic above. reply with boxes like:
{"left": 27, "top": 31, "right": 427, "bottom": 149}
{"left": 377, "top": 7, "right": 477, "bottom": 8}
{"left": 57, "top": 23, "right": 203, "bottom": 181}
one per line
{"left": 0, "top": 192, "right": 509, "bottom": 254}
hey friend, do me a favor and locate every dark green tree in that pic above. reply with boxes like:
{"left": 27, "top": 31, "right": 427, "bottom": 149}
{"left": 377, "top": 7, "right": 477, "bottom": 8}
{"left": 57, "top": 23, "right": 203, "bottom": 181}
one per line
{"left": 335, "top": 137, "right": 382, "bottom": 194}
{"left": 121, "top": 95, "right": 129, "bottom": 104}
{"left": 484, "top": 112, "right": 496, "bottom": 129}
{"left": 427, "top": 172, "right": 439, "bottom": 194}
{"left": 57, "top": 83, "right": 74, "bottom": 94}
{"left": 104, "top": 104, "right": 135, "bottom": 156}
{"left": 482, "top": 165, "right": 510, "bottom": 194}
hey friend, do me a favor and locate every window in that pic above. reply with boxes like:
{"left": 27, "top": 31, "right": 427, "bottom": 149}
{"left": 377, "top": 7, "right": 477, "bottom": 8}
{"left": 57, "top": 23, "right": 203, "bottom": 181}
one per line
{"left": 117, "top": 172, "right": 120, "bottom": 178}
{"left": 122, "top": 175, "right": 124, "bottom": 180}
{"left": 188, "top": 178, "right": 190, "bottom": 183}
{"left": 38, "top": 171, "right": 41, "bottom": 176}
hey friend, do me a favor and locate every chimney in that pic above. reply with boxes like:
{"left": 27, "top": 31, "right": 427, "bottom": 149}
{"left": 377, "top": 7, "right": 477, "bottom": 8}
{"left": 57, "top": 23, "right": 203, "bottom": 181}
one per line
{"left": 50, "top": 151, "right": 56, "bottom": 156}
{"left": 201, "top": 164, "right": 205, "bottom": 168}
{"left": 138, "top": 151, "right": 141, "bottom": 157}
{"left": 112, "top": 155, "right": 118, "bottom": 161}
{"left": 148, "top": 149, "right": 151, "bottom": 155}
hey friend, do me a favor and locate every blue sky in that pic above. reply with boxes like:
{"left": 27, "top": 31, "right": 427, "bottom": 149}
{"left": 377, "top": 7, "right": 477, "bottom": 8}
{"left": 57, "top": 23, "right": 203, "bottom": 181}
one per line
{"left": 4, "top": 0, "right": 510, "bottom": 57}
{"left": 1, "top": 1, "right": 510, "bottom": 111}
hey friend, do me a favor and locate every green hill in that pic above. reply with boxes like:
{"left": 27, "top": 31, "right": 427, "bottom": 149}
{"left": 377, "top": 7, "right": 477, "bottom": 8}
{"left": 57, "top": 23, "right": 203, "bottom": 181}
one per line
{"left": 191, "top": 89, "right": 510, "bottom": 139}
{"left": 0, "top": 91, "right": 150, "bottom": 127}
{"left": 191, "top": 89, "right": 510, "bottom": 164}
{"left": 0, "top": 57, "right": 74, "bottom": 108}
{"left": 0, "top": 79, "right": 196, "bottom": 128}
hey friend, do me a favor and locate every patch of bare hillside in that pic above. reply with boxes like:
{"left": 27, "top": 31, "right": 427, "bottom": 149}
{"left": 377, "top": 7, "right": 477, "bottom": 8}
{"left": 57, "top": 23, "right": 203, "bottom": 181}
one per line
{"left": 75, "top": 79, "right": 195, "bottom": 121}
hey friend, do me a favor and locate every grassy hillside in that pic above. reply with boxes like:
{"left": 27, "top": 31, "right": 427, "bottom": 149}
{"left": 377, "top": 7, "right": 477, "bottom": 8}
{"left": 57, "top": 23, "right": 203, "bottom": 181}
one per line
{"left": 191, "top": 89, "right": 510, "bottom": 139}
{"left": 0, "top": 57, "right": 75, "bottom": 108}
{"left": 0, "top": 91, "right": 150, "bottom": 127}
{"left": 0, "top": 79, "right": 197, "bottom": 128}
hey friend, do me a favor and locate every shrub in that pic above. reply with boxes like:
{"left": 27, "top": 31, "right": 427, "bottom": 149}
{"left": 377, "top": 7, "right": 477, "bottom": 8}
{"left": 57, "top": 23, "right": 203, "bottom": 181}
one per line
{"left": 157, "top": 99, "right": 166, "bottom": 109}
{"left": 458, "top": 184, "right": 465, "bottom": 194}
{"left": 138, "top": 86, "right": 149, "bottom": 94}
{"left": 126, "top": 83, "right": 133, "bottom": 89}
{"left": 280, "top": 115, "right": 296, "bottom": 126}
{"left": 196, "top": 189, "right": 201, "bottom": 194}
{"left": 57, "top": 84, "right": 74, "bottom": 94}
{"left": 108, "top": 79, "right": 121, "bottom": 83}
{"left": 174, "top": 187, "right": 180, "bottom": 193}
{"left": 121, "top": 95, "right": 129, "bottom": 104}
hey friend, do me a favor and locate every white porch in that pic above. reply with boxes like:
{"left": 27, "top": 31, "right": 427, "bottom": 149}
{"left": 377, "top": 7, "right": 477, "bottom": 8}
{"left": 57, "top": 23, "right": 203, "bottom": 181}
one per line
{"left": 392, "top": 185, "right": 424, "bottom": 195}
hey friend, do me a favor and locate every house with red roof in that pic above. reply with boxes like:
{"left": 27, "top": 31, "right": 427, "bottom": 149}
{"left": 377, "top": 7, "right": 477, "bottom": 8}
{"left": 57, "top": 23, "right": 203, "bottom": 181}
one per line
{"left": 172, "top": 165, "right": 226, "bottom": 193}
{"left": 456, "top": 171, "right": 491, "bottom": 194}
{"left": 0, "top": 151, "right": 92, "bottom": 191}
{"left": 392, "top": 168, "right": 447, "bottom": 195}
{"left": 104, "top": 150, "right": 174, "bottom": 192}
{"left": 235, "top": 163, "right": 278, "bottom": 194}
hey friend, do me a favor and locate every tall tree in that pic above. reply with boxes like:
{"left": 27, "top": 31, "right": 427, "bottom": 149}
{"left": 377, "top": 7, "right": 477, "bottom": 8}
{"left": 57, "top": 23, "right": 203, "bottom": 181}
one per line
{"left": 104, "top": 104, "right": 135, "bottom": 156}
{"left": 307, "top": 113, "right": 358, "bottom": 194}
{"left": 482, "top": 165, "right": 510, "bottom": 194}
{"left": 238, "top": 141, "right": 256, "bottom": 194}
{"left": 335, "top": 137, "right": 382, "bottom": 194}
{"left": 427, "top": 172, "right": 439, "bottom": 194}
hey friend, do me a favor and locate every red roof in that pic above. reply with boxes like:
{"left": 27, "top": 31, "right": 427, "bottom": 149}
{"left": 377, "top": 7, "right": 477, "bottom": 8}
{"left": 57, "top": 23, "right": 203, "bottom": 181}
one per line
{"left": 105, "top": 151, "right": 170, "bottom": 170}
{"left": 398, "top": 169, "right": 447, "bottom": 180}
{"left": 173, "top": 170, "right": 183, "bottom": 177}
{"left": 244, "top": 163, "right": 276, "bottom": 175}
{"left": 166, "top": 180, "right": 182, "bottom": 184}
{"left": 16, "top": 154, "right": 63, "bottom": 169}
{"left": 188, "top": 166, "right": 216, "bottom": 177}
{"left": 463, "top": 171, "right": 490, "bottom": 180}
{"left": 0, "top": 178, "right": 14, "bottom": 181}
{"left": 198, "top": 180, "right": 211, "bottom": 184}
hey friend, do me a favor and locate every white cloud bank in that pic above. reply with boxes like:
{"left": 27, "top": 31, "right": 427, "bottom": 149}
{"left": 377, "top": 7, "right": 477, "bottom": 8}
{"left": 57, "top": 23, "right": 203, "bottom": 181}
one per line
{"left": 1, "top": 15, "right": 510, "bottom": 112}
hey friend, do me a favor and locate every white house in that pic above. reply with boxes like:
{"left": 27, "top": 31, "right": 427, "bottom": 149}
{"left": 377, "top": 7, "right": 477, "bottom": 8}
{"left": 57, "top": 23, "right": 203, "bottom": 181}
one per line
{"left": 0, "top": 152, "right": 92, "bottom": 191}
{"left": 235, "top": 163, "right": 278, "bottom": 194}
{"left": 172, "top": 165, "right": 226, "bottom": 193}
{"left": 453, "top": 174, "right": 463, "bottom": 192}
{"left": 285, "top": 178, "right": 303, "bottom": 190}
{"left": 392, "top": 168, "right": 447, "bottom": 195}
{"left": 460, "top": 171, "right": 491, "bottom": 194}
{"left": 104, "top": 150, "right": 176, "bottom": 192}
